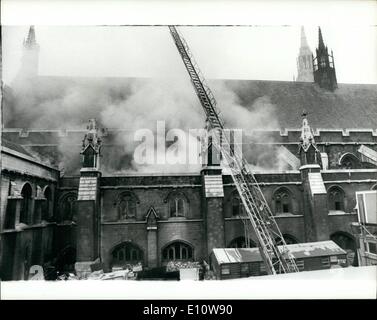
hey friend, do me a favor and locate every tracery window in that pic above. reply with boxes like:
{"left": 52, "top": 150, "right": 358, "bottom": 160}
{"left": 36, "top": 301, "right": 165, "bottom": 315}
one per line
{"left": 162, "top": 241, "right": 193, "bottom": 261}
{"left": 273, "top": 188, "right": 293, "bottom": 215}
{"left": 328, "top": 187, "right": 345, "bottom": 211}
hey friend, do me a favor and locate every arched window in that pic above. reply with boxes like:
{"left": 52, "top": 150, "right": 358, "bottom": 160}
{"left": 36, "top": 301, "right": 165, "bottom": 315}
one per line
{"left": 371, "top": 184, "right": 377, "bottom": 191}
{"left": 42, "top": 187, "right": 53, "bottom": 221}
{"left": 82, "top": 146, "right": 96, "bottom": 168}
{"left": 273, "top": 188, "right": 293, "bottom": 215}
{"left": 117, "top": 192, "right": 137, "bottom": 220}
{"left": 328, "top": 186, "right": 345, "bottom": 211}
{"left": 275, "top": 234, "right": 298, "bottom": 245}
{"left": 230, "top": 190, "right": 244, "bottom": 216}
{"left": 20, "top": 183, "right": 33, "bottom": 224}
{"left": 162, "top": 241, "right": 193, "bottom": 261}
{"left": 111, "top": 242, "right": 143, "bottom": 267}
{"left": 339, "top": 153, "right": 360, "bottom": 169}
{"left": 228, "top": 237, "right": 256, "bottom": 248}
{"left": 167, "top": 192, "right": 188, "bottom": 218}
{"left": 60, "top": 193, "right": 77, "bottom": 222}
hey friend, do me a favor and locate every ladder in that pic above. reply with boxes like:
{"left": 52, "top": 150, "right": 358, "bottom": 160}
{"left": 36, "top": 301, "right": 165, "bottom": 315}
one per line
{"left": 169, "top": 26, "right": 299, "bottom": 274}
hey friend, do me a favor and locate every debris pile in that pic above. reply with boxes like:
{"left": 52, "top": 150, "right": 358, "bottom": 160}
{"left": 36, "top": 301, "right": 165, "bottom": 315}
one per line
{"left": 166, "top": 261, "right": 201, "bottom": 272}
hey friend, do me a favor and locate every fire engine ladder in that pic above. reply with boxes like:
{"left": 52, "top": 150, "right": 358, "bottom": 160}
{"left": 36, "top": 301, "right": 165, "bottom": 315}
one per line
{"left": 169, "top": 26, "right": 299, "bottom": 274}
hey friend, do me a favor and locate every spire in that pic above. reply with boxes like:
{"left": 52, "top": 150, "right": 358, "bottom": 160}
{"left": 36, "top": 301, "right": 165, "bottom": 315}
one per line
{"left": 81, "top": 119, "right": 102, "bottom": 169}
{"left": 300, "top": 111, "right": 315, "bottom": 151}
{"left": 24, "top": 26, "right": 37, "bottom": 48}
{"left": 82, "top": 119, "right": 101, "bottom": 152}
{"left": 296, "top": 26, "right": 314, "bottom": 82}
{"left": 300, "top": 26, "right": 309, "bottom": 48}
{"left": 313, "top": 26, "right": 338, "bottom": 91}
{"left": 318, "top": 27, "right": 325, "bottom": 50}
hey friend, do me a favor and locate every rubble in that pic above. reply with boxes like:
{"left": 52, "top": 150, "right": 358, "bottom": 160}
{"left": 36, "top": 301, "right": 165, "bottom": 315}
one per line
{"left": 166, "top": 261, "right": 201, "bottom": 272}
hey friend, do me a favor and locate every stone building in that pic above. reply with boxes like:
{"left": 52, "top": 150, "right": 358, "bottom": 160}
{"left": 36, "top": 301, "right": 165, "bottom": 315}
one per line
{"left": 1, "top": 26, "right": 377, "bottom": 279}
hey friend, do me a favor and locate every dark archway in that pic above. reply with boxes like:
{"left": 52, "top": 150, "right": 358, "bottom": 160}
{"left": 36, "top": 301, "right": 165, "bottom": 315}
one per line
{"left": 55, "top": 246, "right": 77, "bottom": 275}
{"left": 330, "top": 231, "right": 357, "bottom": 266}
{"left": 275, "top": 234, "right": 299, "bottom": 245}
{"left": 20, "top": 183, "right": 33, "bottom": 224}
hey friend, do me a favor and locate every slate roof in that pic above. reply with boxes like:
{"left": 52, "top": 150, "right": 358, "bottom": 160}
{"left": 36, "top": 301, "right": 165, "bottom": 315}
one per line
{"left": 2, "top": 138, "right": 34, "bottom": 157}
{"left": 222, "top": 80, "right": 377, "bottom": 129}
{"left": 4, "top": 76, "right": 377, "bottom": 130}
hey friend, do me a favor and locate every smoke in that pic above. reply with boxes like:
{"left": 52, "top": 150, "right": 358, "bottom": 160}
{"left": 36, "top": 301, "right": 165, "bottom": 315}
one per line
{"left": 5, "top": 71, "right": 297, "bottom": 173}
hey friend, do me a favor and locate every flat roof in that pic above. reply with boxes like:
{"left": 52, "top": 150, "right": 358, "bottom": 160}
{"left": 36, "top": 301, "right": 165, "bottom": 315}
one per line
{"left": 212, "top": 241, "right": 347, "bottom": 264}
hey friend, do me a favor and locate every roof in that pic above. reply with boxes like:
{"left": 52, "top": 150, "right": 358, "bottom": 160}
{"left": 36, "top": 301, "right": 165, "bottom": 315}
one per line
{"left": 4, "top": 76, "right": 377, "bottom": 130}
{"left": 2, "top": 139, "right": 34, "bottom": 157}
{"left": 222, "top": 80, "right": 377, "bottom": 129}
{"left": 212, "top": 240, "right": 347, "bottom": 264}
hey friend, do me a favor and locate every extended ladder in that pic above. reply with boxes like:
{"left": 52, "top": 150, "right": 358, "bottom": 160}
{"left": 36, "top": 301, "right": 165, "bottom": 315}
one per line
{"left": 169, "top": 26, "right": 299, "bottom": 274}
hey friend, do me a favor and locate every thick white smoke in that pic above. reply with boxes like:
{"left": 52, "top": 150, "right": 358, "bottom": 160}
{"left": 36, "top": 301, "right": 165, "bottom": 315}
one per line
{"left": 5, "top": 57, "right": 290, "bottom": 173}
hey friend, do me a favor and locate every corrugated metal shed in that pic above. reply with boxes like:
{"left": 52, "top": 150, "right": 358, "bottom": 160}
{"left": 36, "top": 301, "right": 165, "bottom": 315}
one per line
{"left": 212, "top": 241, "right": 346, "bottom": 264}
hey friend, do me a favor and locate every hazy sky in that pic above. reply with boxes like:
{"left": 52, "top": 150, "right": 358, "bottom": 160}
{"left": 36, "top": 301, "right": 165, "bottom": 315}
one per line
{"left": 3, "top": 25, "right": 377, "bottom": 85}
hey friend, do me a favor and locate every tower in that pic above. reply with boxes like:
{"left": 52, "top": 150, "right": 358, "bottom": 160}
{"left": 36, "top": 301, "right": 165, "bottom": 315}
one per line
{"left": 200, "top": 118, "right": 225, "bottom": 258}
{"left": 19, "top": 26, "right": 40, "bottom": 78}
{"left": 313, "top": 27, "right": 338, "bottom": 91}
{"left": 75, "top": 119, "right": 102, "bottom": 277}
{"left": 298, "top": 112, "right": 330, "bottom": 242}
{"left": 296, "top": 26, "right": 314, "bottom": 82}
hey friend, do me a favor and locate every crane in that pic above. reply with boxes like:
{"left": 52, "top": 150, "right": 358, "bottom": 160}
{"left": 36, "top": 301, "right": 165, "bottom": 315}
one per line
{"left": 169, "top": 26, "right": 299, "bottom": 275}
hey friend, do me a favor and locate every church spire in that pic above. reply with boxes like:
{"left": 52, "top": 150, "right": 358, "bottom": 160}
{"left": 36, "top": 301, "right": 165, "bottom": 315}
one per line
{"left": 318, "top": 27, "right": 325, "bottom": 50}
{"left": 17, "top": 25, "right": 40, "bottom": 79}
{"left": 300, "top": 26, "right": 309, "bottom": 48}
{"left": 296, "top": 26, "right": 314, "bottom": 82}
{"left": 313, "top": 26, "right": 337, "bottom": 91}
{"left": 24, "top": 26, "right": 37, "bottom": 48}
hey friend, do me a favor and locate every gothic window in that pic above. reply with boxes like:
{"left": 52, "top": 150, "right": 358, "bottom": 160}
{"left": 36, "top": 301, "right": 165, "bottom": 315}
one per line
{"left": 117, "top": 192, "right": 137, "bottom": 220}
{"left": 82, "top": 146, "right": 96, "bottom": 168}
{"left": 167, "top": 192, "right": 188, "bottom": 218}
{"left": 60, "top": 193, "right": 77, "bottom": 221}
{"left": 162, "top": 241, "right": 193, "bottom": 261}
{"left": 231, "top": 191, "right": 244, "bottom": 216}
{"left": 232, "top": 197, "right": 242, "bottom": 216}
{"left": 273, "top": 188, "right": 293, "bottom": 215}
{"left": 111, "top": 242, "right": 143, "bottom": 266}
{"left": 20, "top": 183, "right": 33, "bottom": 224}
{"left": 340, "top": 154, "right": 359, "bottom": 169}
{"left": 328, "top": 187, "right": 345, "bottom": 211}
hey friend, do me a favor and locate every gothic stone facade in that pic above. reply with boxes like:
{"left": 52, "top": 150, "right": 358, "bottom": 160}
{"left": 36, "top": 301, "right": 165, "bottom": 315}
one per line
{"left": 1, "top": 127, "right": 377, "bottom": 279}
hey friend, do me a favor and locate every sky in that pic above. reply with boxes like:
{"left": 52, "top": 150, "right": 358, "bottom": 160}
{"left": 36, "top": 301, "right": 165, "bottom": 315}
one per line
{"left": 2, "top": 24, "right": 377, "bottom": 85}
